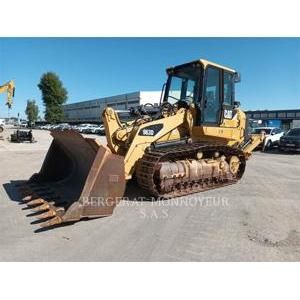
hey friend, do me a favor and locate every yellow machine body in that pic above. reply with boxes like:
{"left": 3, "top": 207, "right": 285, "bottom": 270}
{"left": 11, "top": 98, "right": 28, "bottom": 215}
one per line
{"left": 20, "top": 59, "right": 263, "bottom": 229}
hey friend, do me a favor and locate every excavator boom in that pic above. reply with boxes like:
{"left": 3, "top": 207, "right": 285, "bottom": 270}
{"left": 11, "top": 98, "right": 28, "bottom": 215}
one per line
{"left": 0, "top": 80, "right": 15, "bottom": 109}
{"left": 0, "top": 80, "right": 15, "bottom": 133}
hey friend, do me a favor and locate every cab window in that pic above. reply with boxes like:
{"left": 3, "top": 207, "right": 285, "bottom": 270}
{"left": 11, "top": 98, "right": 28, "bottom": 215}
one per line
{"left": 223, "top": 71, "right": 233, "bottom": 105}
{"left": 203, "top": 67, "right": 221, "bottom": 123}
{"left": 166, "top": 76, "right": 198, "bottom": 105}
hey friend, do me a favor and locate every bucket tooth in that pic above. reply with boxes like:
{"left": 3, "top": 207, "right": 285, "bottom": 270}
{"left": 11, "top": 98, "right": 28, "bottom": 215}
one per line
{"left": 32, "top": 203, "right": 50, "bottom": 212}
{"left": 22, "top": 195, "right": 35, "bottom": 202}
{"left": 49, "top": 198, "right": 63, "bottom": 205}
{"left": 36, "top": 209, "right": 57, "bottom": 220}
{"left": 40, "top": 216, "right": 62, "bottom": 228}
{"left": 20, "top": 190, "right": 34, "bottom": 198}
{"left": 36, "top": 206, "right": 65, "bottom": 218}
{"left": 22, "top": 193, "right": 41, "bottom": 202}
{"left": 27, "top": 198, "right": 45, "bottom": 206}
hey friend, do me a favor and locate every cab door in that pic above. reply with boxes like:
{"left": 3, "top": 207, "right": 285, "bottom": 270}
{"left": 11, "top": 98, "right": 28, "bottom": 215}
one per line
{"left": 202, "top": 66, "right": 235, "bottom": 125}
{"left": 202, "top": 66, "right": 222, "bottom": 125}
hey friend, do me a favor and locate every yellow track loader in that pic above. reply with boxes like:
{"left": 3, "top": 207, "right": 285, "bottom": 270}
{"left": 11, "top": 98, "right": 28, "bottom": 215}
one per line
{"left": 19, "top": 59, "right": 263, "bottom": 228}
{"left": 0, "top": 80, "right": 15, "bottom": 133}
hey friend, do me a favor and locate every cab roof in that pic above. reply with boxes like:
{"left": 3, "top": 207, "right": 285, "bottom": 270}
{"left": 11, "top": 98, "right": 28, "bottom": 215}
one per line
{"left": 167, "top": 58, "right": 236, "bottom": 74}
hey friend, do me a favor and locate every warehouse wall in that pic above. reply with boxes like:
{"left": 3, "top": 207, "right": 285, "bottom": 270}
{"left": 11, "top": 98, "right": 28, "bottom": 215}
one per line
{"left": 246, "top": 109, "right": 300, "bottom": 131}
{"left": 63, "top": 91, "right": 161, "bottom": 123}
{"left": 139, "top": 91, "right": 162, "bottom": 106}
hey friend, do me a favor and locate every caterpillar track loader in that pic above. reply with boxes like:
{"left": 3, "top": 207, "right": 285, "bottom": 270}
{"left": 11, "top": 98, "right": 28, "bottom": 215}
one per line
{"left": 19, "top": 59, "right": 263, "bottom": 229}
{"left": 0, "top": 80, "right": 15, "bottom": 133}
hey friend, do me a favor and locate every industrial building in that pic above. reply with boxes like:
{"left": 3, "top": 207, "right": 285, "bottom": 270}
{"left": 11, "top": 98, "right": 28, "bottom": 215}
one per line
{"left": 63, "top": 91, "right": 161, "bottom": 123}
{"left": 63, "top": 92, "right": 300, "bottom": 129}
{"left": 246, "top": 109, "right": 300, "bottom": 131}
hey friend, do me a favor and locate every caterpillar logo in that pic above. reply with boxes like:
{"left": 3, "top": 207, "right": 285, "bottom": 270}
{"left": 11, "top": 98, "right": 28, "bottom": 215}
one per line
{"left": 139, "top": 124, "right": 163, "bottom": 136}
{"left": 224, "top": 109, "right": 233, "bottom": 119}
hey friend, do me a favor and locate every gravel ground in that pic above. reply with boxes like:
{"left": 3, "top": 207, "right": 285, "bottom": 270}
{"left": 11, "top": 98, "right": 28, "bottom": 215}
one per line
{"left": 0, "top": 129, "right": 299, "bottom": 261}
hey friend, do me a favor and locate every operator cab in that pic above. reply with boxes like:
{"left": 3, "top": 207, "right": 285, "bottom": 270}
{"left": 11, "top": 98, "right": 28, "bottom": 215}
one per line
{"left": 163, "top": 59, "right": 240, "bottom": 126}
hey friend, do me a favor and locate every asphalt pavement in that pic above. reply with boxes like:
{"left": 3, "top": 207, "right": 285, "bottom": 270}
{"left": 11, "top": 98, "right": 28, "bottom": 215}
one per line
{"left": 0, "top": 129, "right": 299, "bottom": 261}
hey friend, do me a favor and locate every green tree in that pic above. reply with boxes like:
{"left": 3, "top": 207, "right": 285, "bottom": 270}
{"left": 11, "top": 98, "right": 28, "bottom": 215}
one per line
{"left": 25, "top": 99, "right": 39, "bottom": 126}
{"left": 38, "top": 72, "right": 68, "bottom": 123}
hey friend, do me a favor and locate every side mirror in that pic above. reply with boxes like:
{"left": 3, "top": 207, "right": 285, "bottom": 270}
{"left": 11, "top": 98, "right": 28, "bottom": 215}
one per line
{"left": 233, "top": 100, "right": 240, "bottom": 107}
{"left": 234, "top": 72, "right": 241, "bottom": 83}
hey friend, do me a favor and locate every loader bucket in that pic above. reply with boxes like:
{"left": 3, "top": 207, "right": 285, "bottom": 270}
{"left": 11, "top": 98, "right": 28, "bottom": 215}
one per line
{"left": 19, "top": 130, "right": 126, "bottom": 228}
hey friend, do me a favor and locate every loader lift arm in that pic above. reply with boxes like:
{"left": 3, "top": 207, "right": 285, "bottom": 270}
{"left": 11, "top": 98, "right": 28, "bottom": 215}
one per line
{"left": 241, "top": 133, "right": 265, "bottom": 158}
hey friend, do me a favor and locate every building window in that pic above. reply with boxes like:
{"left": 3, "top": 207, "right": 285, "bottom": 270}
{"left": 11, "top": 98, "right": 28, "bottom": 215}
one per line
{"left": 287, "top": 112, "right": 295, "bottom": 118}
{"left": 268, "top": 113, "right": 276, "bottom": 118}
{"left": 253, "top": 114, "right": 261, "bottom": 119}
{"left": 128, "top": 100, "right": 139, "bottom": 104}
{"left": 127, "top": 100, "right": 140, "bottom": 108}
{"left": 261, "top": 113, "right": 268, "bottom": 118}
{"left": 278, "top": 112, "right": 286, "bottom": 118}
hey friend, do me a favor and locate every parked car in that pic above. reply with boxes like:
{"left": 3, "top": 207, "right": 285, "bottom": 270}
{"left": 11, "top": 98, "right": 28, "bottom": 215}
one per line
{"left": 252, "top": 127, "right": 284, "bottom": 151}
{"left": 74, "top": 124, "right": 99, "bottom": 134}
{"left": 44, "top": 123, "right": 70, "bottom": 131}
{"left": 40, "top": 124, "right": 51, "bottom": 130}
{"left": 74, "top": 124, "right": 88, "bottom": 133}
{"left": 19, "top": 121, "right": 28, "bottom": 128}
{"left": 279, "top": 128, "right": 300, "bottom": 152}
{"left": 55, "top": 123, "right": 72, "bottom": 131}
{"left": 90, "top": 125, "right": 105, "bottom": 135}
{"left": 85, "top": 124, "right": 100, "bottom": 134}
